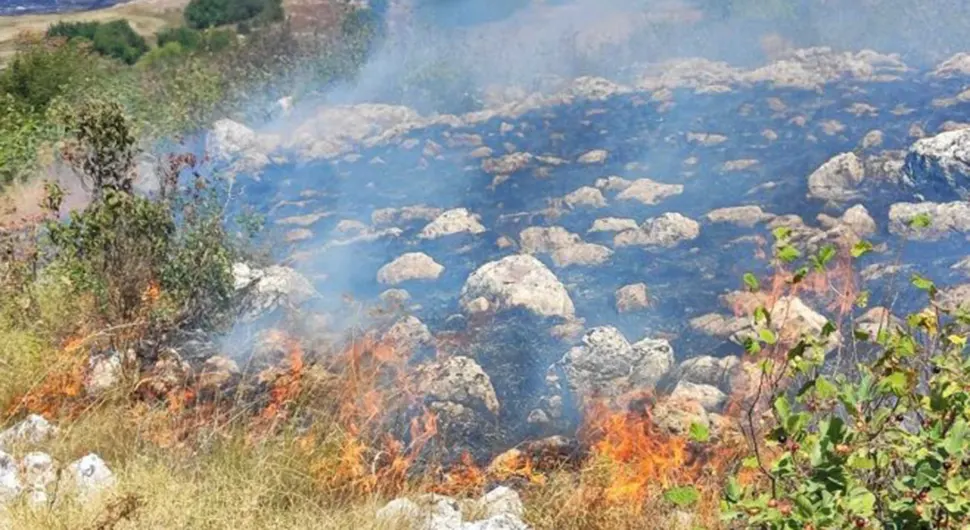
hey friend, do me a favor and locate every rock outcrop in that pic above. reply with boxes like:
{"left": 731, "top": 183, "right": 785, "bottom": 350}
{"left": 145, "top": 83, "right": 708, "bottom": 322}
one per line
{"left": 460, "top": 255, "right": 575, "bottom": 320}
{"left": 807, "top": 152, "right": 865, "bottom": 201}
{"left": 377, "top": 252, "right": 445, "bottom": 285}
{"left": 614, "top": 213, "right": 700, "bottom": 248}
{"left": 905, "top": 127, "right": 970, "bottom": 199}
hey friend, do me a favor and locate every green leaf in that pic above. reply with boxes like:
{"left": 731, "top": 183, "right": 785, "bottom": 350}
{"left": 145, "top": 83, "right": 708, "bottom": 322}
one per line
{"left": 777, "top": 245, "right": 800, "bottom": 263}
{"left": 879, "top": 371, "right": 909, "bottom": 396}
{"left": 743, "top": 272, "right": 760, "bottom": 292}
{"left": 772, "top": 226, "right": 792, "bottom": 240}
{"left": 664, "top": 486, "right": 700, "bottom": 508}
{"left": 814, "top": 245, "right": 836, "bottom": 271}
{"left": 689, "top": 422, "right": 710, "bottom": 443}
{"left": 911, "top": 274, "right": 936, "bottom": 293}
{"left": 909, "top": 213, "right": 932, "bottom": 229}
{"left": 741, "top": 456, "right": 760, "bottom": 469}
{"left": 851, "top": 240, "right": 874, "bottom": 258}
{"left": 845, "top": 488, "right": 876, "bottom": 516}
{"left": 759, "top": 328, "right": 778, "bottom": 345}
{"left": 814, "top": 376, "right": 837, "bottom": 399}
{"left": 848, "top": 454, "right": 875, "bottom": 470}
{"left": 945, "top": 419, "right": 967, "bottom": 456}
{"left": 774, "top": 395, "right": 791, "bottom": 422}
{"left": 724, "top": 477, "right": 742, "bottom": 503}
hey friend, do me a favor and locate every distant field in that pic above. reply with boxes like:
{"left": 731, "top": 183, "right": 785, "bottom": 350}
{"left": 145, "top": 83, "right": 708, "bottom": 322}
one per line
{"left": 0, "top": 0, "right": 190, "bottom": 63}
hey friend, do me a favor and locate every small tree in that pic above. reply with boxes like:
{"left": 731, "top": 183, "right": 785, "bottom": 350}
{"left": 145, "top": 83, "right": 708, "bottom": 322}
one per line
{"left": 722, "top": 223, "right": 970, "bottom": 529}
{"left": 92, "top": 20, "right": 149, "bottom": 65}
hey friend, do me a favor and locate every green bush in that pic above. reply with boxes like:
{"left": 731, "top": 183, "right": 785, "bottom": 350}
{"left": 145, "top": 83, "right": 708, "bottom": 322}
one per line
{"left": 723, "top": 224, "right": 970, "bottom": 529}
{"left": 184, "top": 0, "right": 280, "bottom": 29}
{"left": 47, "top": 20, "right": 100, "bottom": 41}
{"left": 46, "top": 101, "right": 241, "bottom": 339}
{"left": 92, "top": 20, "right": 149, "bottom": 65}
{"left": 0, "top": 41, "right": 93, "bottom": 111}
{"left": 156, "top": 26, "right": 204, "bottom": 51}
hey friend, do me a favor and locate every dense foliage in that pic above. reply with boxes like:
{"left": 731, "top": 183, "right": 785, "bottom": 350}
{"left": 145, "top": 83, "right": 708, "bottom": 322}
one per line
{"left": 723, "top": 224, "right": 970, "bottom": 529}
{"left": 184, "top": 0, "right": 284, "bottom": 29}
{"left": 46, "top": 20, "right": 149, "bottom": 64}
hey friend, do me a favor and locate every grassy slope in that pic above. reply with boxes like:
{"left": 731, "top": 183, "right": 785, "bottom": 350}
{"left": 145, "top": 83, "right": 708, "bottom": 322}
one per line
{"left": 0, "top": 0, "right": 190, "bottom": 63}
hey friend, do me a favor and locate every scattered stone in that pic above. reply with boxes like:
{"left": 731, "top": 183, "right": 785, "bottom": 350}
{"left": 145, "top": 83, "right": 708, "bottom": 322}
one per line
{"left": 460, "top": 255, "right": 575, "bottom": 319}
{"left": 577, "top": 149, "right": 608, "bottom": 164}
{"left": 199, "top": 356, "right": 240, "bottom": 390}
{"left": 276, "top": 212, "right": 328, "bottom": 227}
{"left": 377, "top": 252, "right": 445, "bottom": 286}
{"left": 372, "top": 206, "right": 443, "bottom": 227}
{"left": 0, "top": 452, "right": 20, "bottom": 503}
{"left": 651, "top": 398, "right": 710, "bottom": 437}
{"left": 482, "top": 153, "right": 534, "bottom": 175}
{"left": 940, "top": 284, "right": 970, "bottom": 312}
{"left": 594, "top": 176, "right": 632, "bottom": 192}
{"left": 233, "top": 263, "right": 316, "bottom": 318}
{"left": 615, "top": 283, "right": 650, "bottom": 313}
{"left": 383, "top": 316, "right": 433, "bottom": 353}
{"left": 284, "top": 228, "right": 313, "bottom": 243}
{"left": 470, "top": 146, "right": 494, "bottom": 159}
{"left": 669, "top": 381, "right": 727, "bottom": 413}
{"left": 671, "top": 355, "right": 740, "bottom": 393}
{"left": 614, "top": 213, "right": 701, "bottom": 248}
{"left": 933, "top": 53, "right": 970, "bottom": 78}
{"left": 85, "top": 349, "right": 132, "bottom": 395}
{"left": 690, "top": 313, "right": 749, "bottom": 338}
{"left": 862, "top": 130, "right": 884, "bottom": 149}
{"left": 556, "top": 327, "right": 674, "bottom": 401}
{"left": 21, "top": 452, "right": 54, "bottom": 506}
{"left": 889, "top": 201, "right": 970, "bottom": 240}
{"left": 616, "top": 178, "right": 684, "bottom": 205}
{"left": 419, "top": 209, "right": 487, "bottom": 239}
{"left": 65, "top": 454, "right": 115, "bottom": 501}
{"left": 762, "top": 129, "right": 779, "bottom": 142}
{"left": 519, "top": 227, "right": 580, "bottom": 255}
{"left": 817, "top": 204, "right": 877, "bottom": 238}
{"left": 0, "top": 415, "right": 57, "bottom": 449}
{"left": 478, "top": 486, "right": 525, "bottom": 519}
{"left": 417, "top": 356, "right": 500, "bottom": 417}
{"left": 380, "top": 288, "right": 411, "bottom": 307}
{"left": 705, "top": 206, "right": 773, "bottom": 227}
{"left": 563, "top": 186, "right": 607, "bottom": 208}
{"left": 807, "top": 152, "right": 865, "bottom": 201}
{"left": 550, "top": 243, "right": 613, "bottom": 268}
{"left": 905, "top": 127, "right": 970, "bottom": 199}
{"left": 721, "top": 159, "right": 759, "bottom": 172}
{"left": 686, "top": 132, "right": 728, "bottom": 146}
{"left": 855, "top": 307, "right": 905, "bottom": 339}
{"left": 588, "top": 217, "right": 639, "bottom": 233}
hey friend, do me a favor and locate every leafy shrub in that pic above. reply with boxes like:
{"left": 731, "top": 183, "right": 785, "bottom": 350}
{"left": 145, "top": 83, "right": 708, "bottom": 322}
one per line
{"left": 47, "top": 20, "right": 100, "bottom": 41}
{"left": 723, "top": 226, "right": 970, "bottom": 529}
{"left": 184, "top": 0, "right": 281, "bottom": 29}
{"left": 92, "top": 20, "right": 149, "bottom": 65}
{"left": 0, "top": 41, "right": 94, "bottom": 111}
{"left": 46, "top": 101, "right": 241, "bottom": 344}
{"left": 156, "top": 26, "right": 204, "bottom": 51}
{"left": 137, "top": 42, "right": 186, "bottom": 69}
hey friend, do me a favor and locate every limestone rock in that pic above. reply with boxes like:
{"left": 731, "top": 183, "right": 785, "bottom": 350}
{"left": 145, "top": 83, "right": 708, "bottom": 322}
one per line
{"left": 377, "top": 252, "right": 445, "bottom": 286}
{"left": 564, "top": 186, "right": 607, "bottom": 208}
{"left": 905, "top": 127, "right": 970, "bottom": 199}
{"left": 460, "top": 255, "right": 575, "bottom": 319}
{"left": 594, "top": 176, "right": 632, "bottom": 192}
{"left": 669, "top": 381, "right": 727, "bottom": 413}
{"left": 65, "top": 454, "right": 115, "bottom": 501}
{"left": 233, "top": 263, "right": 316, "bottom": 319}
{"left": 807, "top": 152, "right": 865, "bottom": 201}
{"left": 671, "top": 355, "right": 740, "bottom": 393}
{"left": 616, "top": 178, "right": 684, "bottom": 205}
{"left": 416, "top": 356, "right": 500, "bottom": 417}
{"left": 614, "top": 213, "right": 700, "bottom": 248}
{"left": 588, "top": 217, "right": 639, "bottom": 233}
{"left": 0, "top": 415, "right": 57, "bottom": 449}
{"left": 550, "top": 243, "right": 613, "bottom": 268}
{"left": 615, "top": 283, "right": 649, "bottom": 313}
{"left": 557, "top": 327, "right": 673, "bottom": 401}
{"left": 419, "top": 209, "right": 487, "bottom": 239}
{"left": 0, "top": 452, "right": 20, "bottom": 504}
{"left": 519, "top": 227, "right": 580, "bottom": 255}
{"left": 889, "top": 201, "right": 970, "bottom": 240}
{"left": 382, "top": 316, "right": 433, "bottom": 353}
{"left": 705, "top": 206, "right": 773, "bottom": 227}
{"left": 482, "top": 153, "right": 534, "bottom": 175}
{"left": 478, "top": 486, "right": 525, "bottom": 519}
{"left": 577, "top": 149, "right": 608, "bottom": 164}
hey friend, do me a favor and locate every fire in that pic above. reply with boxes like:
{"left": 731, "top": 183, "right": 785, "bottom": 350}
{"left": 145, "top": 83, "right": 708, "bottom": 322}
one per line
{"left": 577, "top": 397, "right": 740, "bottom": 511}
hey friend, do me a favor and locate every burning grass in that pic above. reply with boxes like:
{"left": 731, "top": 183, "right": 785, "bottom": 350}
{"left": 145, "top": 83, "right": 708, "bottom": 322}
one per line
{"left": 0, "top": 322, "right": 754, "bottom": 529}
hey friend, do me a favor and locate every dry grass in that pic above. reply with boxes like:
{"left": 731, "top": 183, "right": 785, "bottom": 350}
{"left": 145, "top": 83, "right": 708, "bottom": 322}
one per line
{"left": 0, "top": 1, "right": 188, "bottom": 63}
